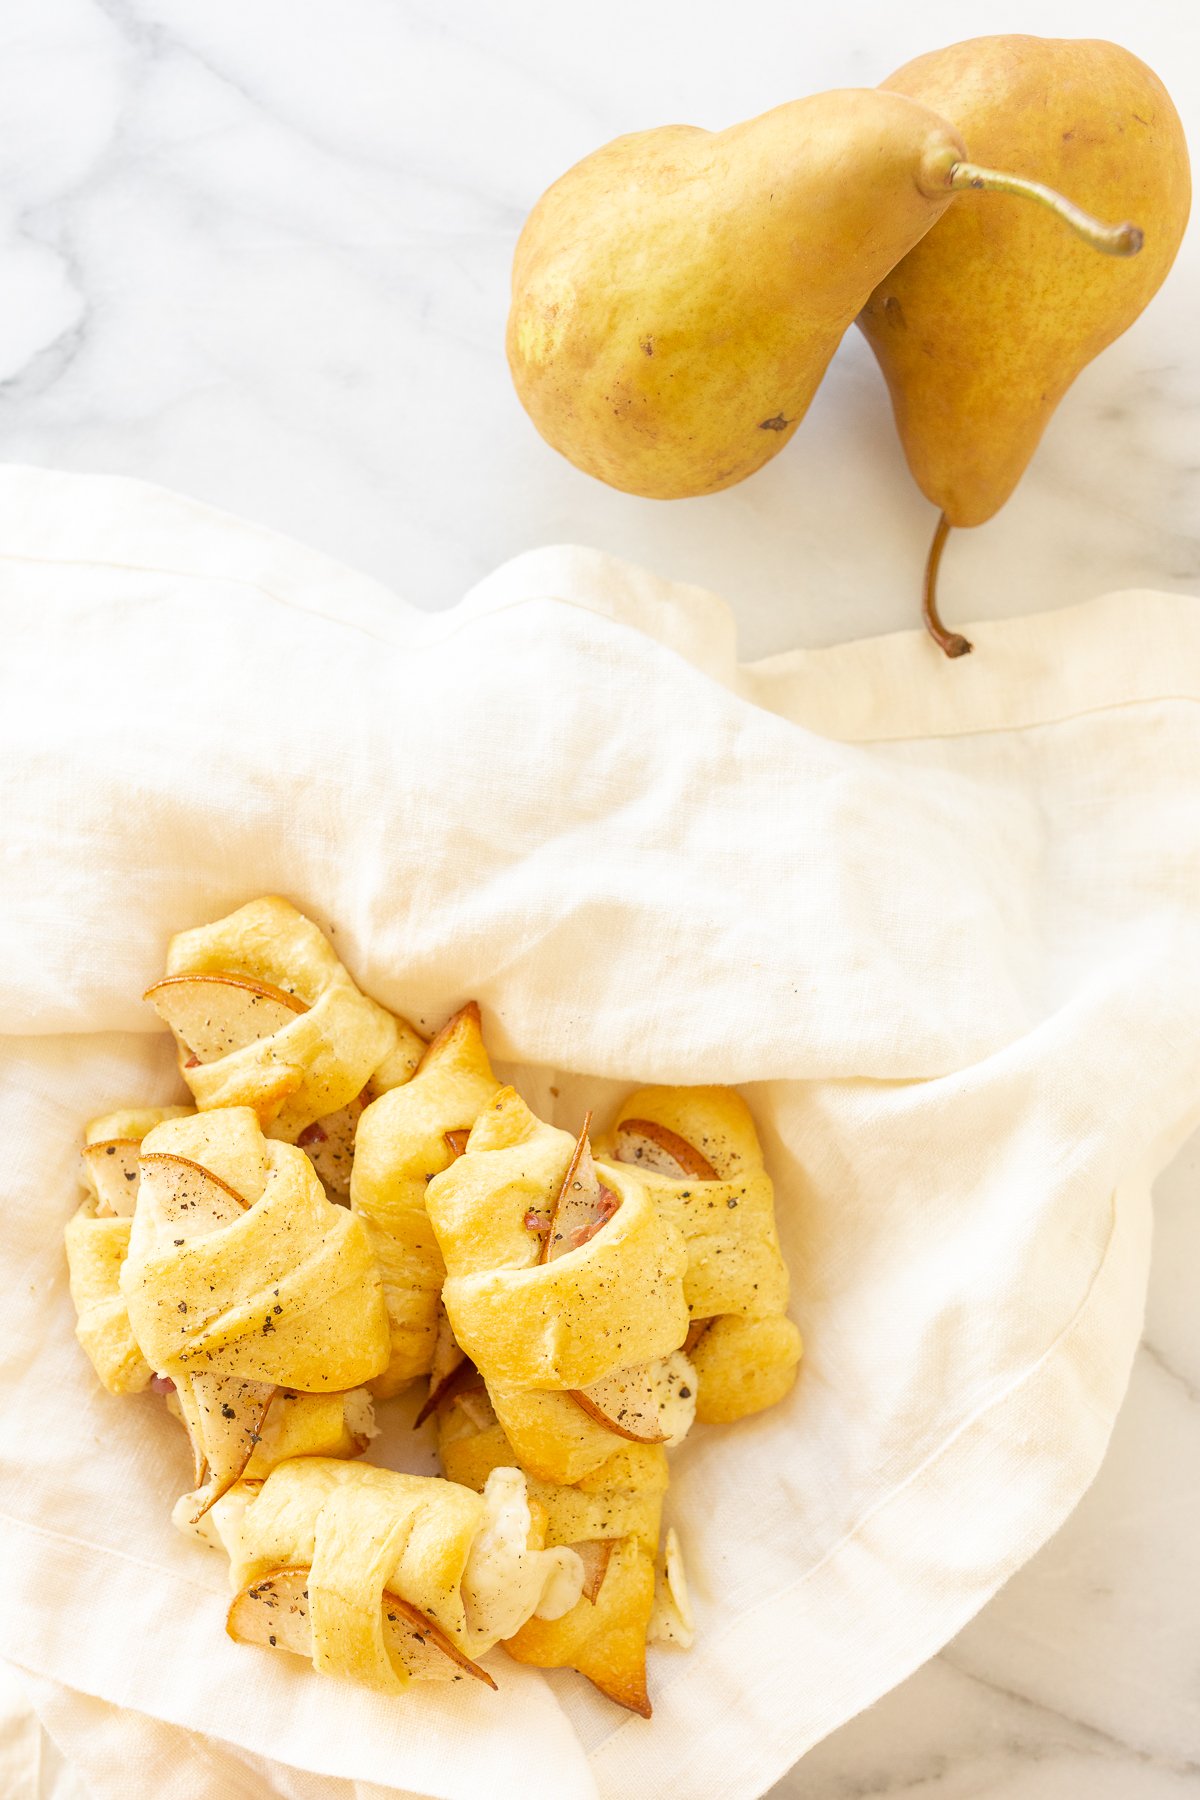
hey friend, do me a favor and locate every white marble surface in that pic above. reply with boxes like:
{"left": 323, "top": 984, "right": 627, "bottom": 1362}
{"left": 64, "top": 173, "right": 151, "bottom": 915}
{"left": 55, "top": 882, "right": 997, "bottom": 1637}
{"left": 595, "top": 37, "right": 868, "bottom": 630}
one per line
{"left": 1, "top": 2, "right": 1197, "bottom": 1796}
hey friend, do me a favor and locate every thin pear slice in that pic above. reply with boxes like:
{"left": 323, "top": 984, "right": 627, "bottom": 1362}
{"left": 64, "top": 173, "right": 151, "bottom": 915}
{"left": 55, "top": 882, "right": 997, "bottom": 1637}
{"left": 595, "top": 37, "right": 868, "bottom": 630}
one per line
{"left": 138, "top": 1150, "right": 276, "bottom": 1512}
{"left": 415, "top": 1357, "right": 484, "bottom": 1428}
{"left": 137, "top": 1151, "right": 249, "bottom": 1234}
{"left": 570, "top": 1538, "right": 616, "bottom": 1605}
{"left": 683, "top": 1317, "right": 713, "bottom": 1355}
{"left": 227, "top": 1565, "right": 314, "bottom": 1658}
{"left": 648, "top": 1526, "right": 695, "bottom": 1649}
{"left": 294, "top": 1092, "right": 367, "bottom": 1197}
{"left": 379, "top": 1591, "right": 497, "bottom": 1688}
{"left": 174, "top": 1361, "right": 276, "bottom": 1520}
{"left": 187, "top": 1375, "right": 276, "bottom": 1519}
{"left": 170, "top": 1383, "right": 211, "bottom": 1489}
{"left": 414, "top": 1304, "right": 470, "bottom": 1427}
{"left": 145, "top": 972, "right": 307, "bottom": 1063}
{"left": 612, "top": 1118, "right": 718, "bottom": 1182}
{"left": 537, "top": 1114, "right": 620, "bottom": 1264}
{"left": 81, "top": 1138, "right": 142, "bottom": 1217}
{"left": 227, "top": 1566, "right": 497, "bottom": 1687}
{"left": 570, "top": 1350, "right": 697, "bottom": 1447}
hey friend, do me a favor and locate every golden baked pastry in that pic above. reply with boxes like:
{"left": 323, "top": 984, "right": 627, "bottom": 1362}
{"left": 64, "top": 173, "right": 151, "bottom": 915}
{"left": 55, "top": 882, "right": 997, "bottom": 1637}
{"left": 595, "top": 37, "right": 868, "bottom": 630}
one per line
{"left": 65, "top": 1211, "right": 150, "bottom": 1397}
{"left": 64, "top": 1105, "right": 193, "bottom": 1395}
{"left": 145, "top": 897, "right": 424, "bottom": 1167}
{"left": 243, "top": 1387, "right": 376, "bottom": 1475}
{"left": 427, "top": 1087, "right": 692, "bottom": 1486}
{"left": 350, "top": 1003, "right": 501, "bottom": 1397}
{"left": 438, "top": 1382, "right": 668, "bottom": 1715}
{"left": 208, "top": 1456, "right": 583, "bottom": 1690}
{"left": 62, "top": 899, "right": 810, "bottom": 1714}
{"left": 121, "top": 1107, "right": 389, "bottom": 1514}
{"left": 600, "top": 1085, "right": 803, "bottom": 1422}
{"left": 66, "top": 1104, "right": 380, "bottom": 1479}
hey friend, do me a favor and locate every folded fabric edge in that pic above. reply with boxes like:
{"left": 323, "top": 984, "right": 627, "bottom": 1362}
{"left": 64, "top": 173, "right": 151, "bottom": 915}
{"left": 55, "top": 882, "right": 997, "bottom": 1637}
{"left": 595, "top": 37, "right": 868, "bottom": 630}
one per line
{"left": 587, "top": 1178, "right": 1150, "bottom": 1800}
{"left": 4, "top": 465, "right": 1194, "bottom": 750}
{"left": 463, "top": 543, "right": 1200, "bottom": 746}
{"left": 20, "top": 1666, "right": 437, "bottom": 1800}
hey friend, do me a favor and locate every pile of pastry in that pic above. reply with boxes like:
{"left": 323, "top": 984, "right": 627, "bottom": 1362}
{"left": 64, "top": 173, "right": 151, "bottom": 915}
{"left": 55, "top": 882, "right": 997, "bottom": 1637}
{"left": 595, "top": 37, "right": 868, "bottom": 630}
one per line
{"left": 65, "top": 896, "right": 802, "bottom": 1717}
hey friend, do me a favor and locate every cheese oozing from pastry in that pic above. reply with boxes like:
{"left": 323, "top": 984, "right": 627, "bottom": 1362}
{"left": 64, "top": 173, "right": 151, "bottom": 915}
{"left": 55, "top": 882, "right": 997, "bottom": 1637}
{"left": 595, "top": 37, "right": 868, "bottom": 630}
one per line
{"left": 461, "top": 1467, "right": 583, "bottom": 1644}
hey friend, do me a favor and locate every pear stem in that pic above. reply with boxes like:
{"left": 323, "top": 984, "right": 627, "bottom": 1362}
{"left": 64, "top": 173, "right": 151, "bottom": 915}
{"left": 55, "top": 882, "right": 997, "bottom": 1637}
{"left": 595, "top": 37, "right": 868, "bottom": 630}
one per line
{"left": 923, "top": 513, "right": 971, "bottom": 659}
{"left": 948, "top": 162, "right": 1144, "bottom": 256}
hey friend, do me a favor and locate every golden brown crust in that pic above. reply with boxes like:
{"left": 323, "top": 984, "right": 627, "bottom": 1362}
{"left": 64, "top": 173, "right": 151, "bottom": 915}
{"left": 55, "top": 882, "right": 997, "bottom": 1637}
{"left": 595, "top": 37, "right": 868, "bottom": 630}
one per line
{"left": 504, "top": 1534, "right": 655, "bottom": 1717}
{"left": 439, "top": 1405, "right": 664, "bottom": 1716}
{"left": 601, "top": 1085, "right": 802, "bottom": 1423}
{"left": 64, "top": 1203, "right": 152, "bottom": 1395}
{"left": 123, "top": 1110, "right": 390, "bottom": 1392}
{"left": 159, "top": 896, "right": 418, "bottom": 1130}
{"left": 350, "top": 1004, "right": 500, "bottom": 1391}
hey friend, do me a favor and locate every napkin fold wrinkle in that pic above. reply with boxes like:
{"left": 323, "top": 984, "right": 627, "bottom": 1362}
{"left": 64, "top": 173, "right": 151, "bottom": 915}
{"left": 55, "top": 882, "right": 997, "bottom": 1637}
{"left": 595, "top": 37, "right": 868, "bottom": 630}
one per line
{"left": 19, "top": 1665, "right": 433, "bottom": 1800}
{"left": 0, "top": 466, "right": 1198, "bottom": 1800}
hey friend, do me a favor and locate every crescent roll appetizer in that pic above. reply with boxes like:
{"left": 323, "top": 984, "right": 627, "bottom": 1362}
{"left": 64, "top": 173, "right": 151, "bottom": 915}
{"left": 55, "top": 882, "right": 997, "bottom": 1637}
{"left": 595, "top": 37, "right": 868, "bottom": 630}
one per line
{"left": 426, "top": 1087, "right": 692, "bottom": 1486}
{"left": 121, "top": 1107, "right": 389, "bottom": 1515}
{"left": 601, "top": 1086, "right": 803, "bottom": 1423}
{"left": 64, "top": 898, "right": 808, "bottom": 1720}
{"left": 64, "top": 1105, "right": 193, "bottom": 1395}
{"left": 144, "top": 896, "right": 425, "bottom": 1193}
{"left": 208, "top": 1458, "right": 583, "bottom": 1689}
{"left": 438, "top": 1380, "right": 670, "bottom": 1715}
{"left": 66, "top": 1104, "right": 378, "bottom": 1474}
{"left": 351, "top": 1003, "right": 501, "bottom": 1397}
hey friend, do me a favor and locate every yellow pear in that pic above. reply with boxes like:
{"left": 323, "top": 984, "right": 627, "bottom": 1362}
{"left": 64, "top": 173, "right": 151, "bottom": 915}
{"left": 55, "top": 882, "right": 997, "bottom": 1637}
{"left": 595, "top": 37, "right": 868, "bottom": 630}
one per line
{"left": 508, "top": 90, "right": 983, "bottom": 500}
{"left": 858, "top": 37, "right": 1190, "bottom": 653}
{"left": 509, "top": 87, "right": 1140, "bottom": 505}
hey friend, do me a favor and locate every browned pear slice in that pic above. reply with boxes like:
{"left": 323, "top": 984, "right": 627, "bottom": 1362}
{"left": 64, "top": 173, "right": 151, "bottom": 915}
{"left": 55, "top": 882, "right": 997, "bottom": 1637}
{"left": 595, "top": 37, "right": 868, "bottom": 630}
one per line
{"left": 81, "top": 1138, "right": 142, "bottom": 1217}
{"left": 137, "top": 1151, "right": 249, "bottom": 1234}
{"left": 294, "top": 1092, "right": 367, "bottom": 1197}
{"left": 137, "top": 1151, "right": 276, "bottom": 1513}
{"left": 570, "top": 1538, "right": 616, "bottom": 1605}
{"left": 171, "top": 1383, "right": 210, "bottom": 1489}
{"left": 187, "top": 1375, "right": 276, "bottom": 1519}
{"left": 415, "top": 1358, "right": 483, "bottom": 1428}
{"left": 414, "top": 1304, "right": 470, "bottom": 1427}
{"left": 380, "top": 1590, "right": 498, "bottom": 1687}
{"left": 683, "top": 1317, "right": 713, "bottom": 1355}
{"left": 144, "top": 972, "right": 308, "bottom": 1063}
{"left": 570, "top": 1351, "right": 697, "bottom": 1446}
{"left": 443, "top": 1127, "right": 470, "bottom": 1159}
{"left": 227, "top": 1565, "right": 314, "bottom": 1657}
{"left": 538, "top": 1114, "right": 620, "bottom": 1265}
{"left": 613, "top": 1118, "right": 718, "bottom": 1182}
{"left": 227, "top": 1567, "right": 497, "bottom": 1687}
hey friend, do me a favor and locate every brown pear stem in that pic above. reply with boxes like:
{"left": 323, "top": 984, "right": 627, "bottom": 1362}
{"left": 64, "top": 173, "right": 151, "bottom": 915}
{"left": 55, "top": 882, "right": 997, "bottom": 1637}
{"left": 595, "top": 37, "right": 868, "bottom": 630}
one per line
{"left": 947, "top": 162, "right": 1143, "bottom": 256}
{"left": 923, "top": 513, "right": 971, "bottom": 659}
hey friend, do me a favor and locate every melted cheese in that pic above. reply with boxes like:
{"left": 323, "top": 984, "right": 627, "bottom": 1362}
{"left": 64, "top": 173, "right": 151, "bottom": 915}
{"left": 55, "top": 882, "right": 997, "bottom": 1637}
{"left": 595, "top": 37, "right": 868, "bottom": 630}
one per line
{"left": 461, "top": 1467, "right": 582, "bottom": 1649}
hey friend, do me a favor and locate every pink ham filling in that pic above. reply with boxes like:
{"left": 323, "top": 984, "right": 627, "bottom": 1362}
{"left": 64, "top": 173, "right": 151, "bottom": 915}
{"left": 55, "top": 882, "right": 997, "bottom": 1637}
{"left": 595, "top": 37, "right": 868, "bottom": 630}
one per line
{"left": 524, "top": 1186, "right": 619, "bottom": 1249}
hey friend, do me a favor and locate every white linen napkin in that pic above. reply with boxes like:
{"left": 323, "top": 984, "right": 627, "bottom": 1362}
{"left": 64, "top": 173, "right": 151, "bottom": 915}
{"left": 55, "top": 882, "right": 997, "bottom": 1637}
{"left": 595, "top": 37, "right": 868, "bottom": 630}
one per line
{"left": 0, "top": 465, "right": 1197, "bottom": 1800}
